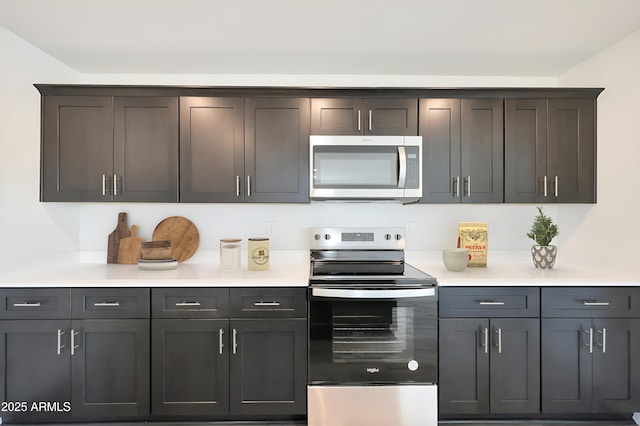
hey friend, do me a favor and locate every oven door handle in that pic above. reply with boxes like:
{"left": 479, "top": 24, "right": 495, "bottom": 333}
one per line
{"left": 311, "top": 287, "right": 436, "bottom": 299}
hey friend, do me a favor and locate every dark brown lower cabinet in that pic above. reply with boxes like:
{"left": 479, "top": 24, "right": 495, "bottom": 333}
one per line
{"left": 438, "top": 318, "right": 540, "bottom": 415}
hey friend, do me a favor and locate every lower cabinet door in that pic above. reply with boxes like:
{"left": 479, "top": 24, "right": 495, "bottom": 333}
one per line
{"left": 151, "top": 319, "right": 229, "bottom": 416}
{"left": 230, "top": 318, "right": 307, "bottom": 415}
{"left": 0, "top": 320, "right": 71, "bottom": 423}
{"left": 438, "top": 318, "right": 490, "bottom": 415}
{"left": 70, "top": 319, "right": 149, "bottom": 419}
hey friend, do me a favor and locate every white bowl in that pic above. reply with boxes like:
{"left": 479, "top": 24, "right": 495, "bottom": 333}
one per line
{"left": 442, "top": 248, "right": 469, "bottom": 272}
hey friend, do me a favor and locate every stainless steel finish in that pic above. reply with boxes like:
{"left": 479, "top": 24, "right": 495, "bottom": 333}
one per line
{"left": 368, "top": 109, "right": 373, "bottom": 131}
{"left": 357, "top": 110, "right": 361, "bottom": 132}
{"left": 247, "top": 175, "right": 251, "bottom": 197}
{"left": 479, "top": 301, "right": 505, "bottom": 305}
{"left": 93, "top": 302, "right": 120, "bottom": 307}
{"left": 254, "top": 301, "right": 280, "bottom": 306}
{"left": 57, "top": 329, "right": 65, "bottom": 355}
{"left": 554, "top": 175, "right": 559, "bottom": 197}
{"left": 496, "top": 328, "right": 502, "bottom": 354}
{"left": 544, "top": 175, "right": 548, "bottom": 197}
{"left": 219, "top": 329, "right": 224, "bottom": 355}
{"left": 236, "top": 175, "right": 241, "bottom": 197}
{"left": 102, "top": 174, "right": 108, "bottom": 196}
{"left": 175, "top": 301, "right": 201, "bottom": 307}
{"left": 583, "top": 301, "right": 610, "bottom": 306}
{"left": 598, "top": 328, "right": 607, "bottom": 353}
{"left": 13, "top": 302, "right": 41, "bottom": 307}
{"left": 585, "top": 328, "right": 593, "bottom": 353}
{"left": 309, "top": 227, "right": 405, "bottom": 251}
{"left": 232, "top": 328, "right": 238, "bottom": 354}
{"left": 113, "top": 174, "right": 118, "bottom": 196}
{"left": 71, "top": 329, "right": 78, "bottom": 356}
{"left": 398, "top": 146, "right": 407, "bottom": 188}
{"left": 308, "top": 384, "right": 437, "bottom": 426}
{"left": 482, "top": 327, "right": 489, "bottom": 354}
{"left": 312, "top": 287, "right": 435, "bottom": 299}
{"left": 465, "top": 176, "right": 471, "bottom": 197}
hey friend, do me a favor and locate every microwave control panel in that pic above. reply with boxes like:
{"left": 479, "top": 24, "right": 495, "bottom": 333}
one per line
{"left": 405, "top": 146, "right": 420, "bottom": 189}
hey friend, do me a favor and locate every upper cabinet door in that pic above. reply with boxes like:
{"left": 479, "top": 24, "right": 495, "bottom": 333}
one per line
{"left": 179, "top": 97, "right": 245, "bottom": 202}
{"left": 114, "top": 97, "right": 179, "bottom": 202}
{"left": 504, "top": 99, "right": 548, "bottom": 203}
{"left": 460, "top": 98, "right": 504, "bottom": 203}
{"left": 311, "top": 98, "right": 417, "bottom": 135}
{"left": 41, "top": 96, "right": 114, "bottom": 202}
{"left": 547, "top": 99, "right": 596, "bottom": 203}
{"left": 245, "top": 97, "right": 310, "bottom": 203}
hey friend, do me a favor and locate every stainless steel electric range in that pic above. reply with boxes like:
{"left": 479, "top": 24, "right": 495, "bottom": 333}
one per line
{"left": 307, "top": 227, "right": 438, "bottom": 426}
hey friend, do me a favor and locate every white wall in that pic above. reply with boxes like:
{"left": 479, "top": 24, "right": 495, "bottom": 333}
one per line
{"left": 2, "top": 21, "right": 635, "bottom": 264}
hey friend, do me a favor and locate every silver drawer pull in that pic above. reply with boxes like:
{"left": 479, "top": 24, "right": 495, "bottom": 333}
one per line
{"left": 13, "top": 302, "right": 41, "bottom": 307}
{"left": 582, "top": 301, "right": 610, "bottom": 306}
{"left": 176, "top": 302, "right": 201, "bottom": 307}
{"left": 93, "top": 302, "right": 121, "bottom": 307}
{"left": 479, "top": 301, "right": 505, "bottom": 306}
{"left": 254, "top": 301, "right": 281, "bottom": 307}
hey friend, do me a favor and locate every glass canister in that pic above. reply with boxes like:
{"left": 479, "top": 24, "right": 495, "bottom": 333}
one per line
{"left": 248, "top": 238, "right": 270, "bottom": 270}
{"left": 220, "top": 238, "right": 242, "bottom": 271}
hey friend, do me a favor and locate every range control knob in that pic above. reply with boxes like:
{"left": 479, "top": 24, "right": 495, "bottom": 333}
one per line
{"left": 384, "top": 234, "right": 392, "bottom": 241}
{"left": 324, "top": 234, "right": 331, "bottom": 240}
{"left": 314, "top": 234, "right": 321, "bottom": 241}
{"left": 395, "top": 234, "right": 403, "bottom": 241}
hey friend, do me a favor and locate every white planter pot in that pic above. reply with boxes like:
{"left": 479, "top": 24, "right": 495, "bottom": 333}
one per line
{"left": 531, "top": 245, "right": 557, "bottom": 269}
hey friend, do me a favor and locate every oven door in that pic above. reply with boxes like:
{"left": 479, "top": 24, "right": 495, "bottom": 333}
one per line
{"left": 308, "top": 286, "right": 437, "bottom": 385}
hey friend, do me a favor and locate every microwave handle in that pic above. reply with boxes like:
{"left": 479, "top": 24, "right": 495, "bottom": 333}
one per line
{"left": 398, "top": 146, "right": 407, "bottom": 188}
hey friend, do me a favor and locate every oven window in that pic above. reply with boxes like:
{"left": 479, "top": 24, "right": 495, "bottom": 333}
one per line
{"left": 313, "top": 146, "right": 399, "bottom": 187}
{"left": 332, "top": 303, "right": 414, "bottom": 363}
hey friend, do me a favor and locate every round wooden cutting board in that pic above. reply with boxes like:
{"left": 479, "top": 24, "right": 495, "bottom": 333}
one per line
{"left": 152, "top": 216, "right": 200, "bottom": 263}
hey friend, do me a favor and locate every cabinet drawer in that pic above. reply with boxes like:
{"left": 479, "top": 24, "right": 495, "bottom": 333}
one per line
{"left": 0, "top": 288, "right": 70, "bottom": 319}
{"left": 71, "top": 288, "right": 149, "bottom": 318}
{"left": 439, "top": 287, "right": 540, "bottom": 318}
{"left": 152, "top": 288, "right": 229, "bottom": 318}
{"left": 230, "top": 288, "right": 307, "bottom": 318}
{"left": 541, "top": 287, "right": 640, "bottom": 317}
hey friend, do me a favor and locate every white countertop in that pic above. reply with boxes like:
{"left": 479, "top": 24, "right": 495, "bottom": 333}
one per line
{"left": 0, "top": 249, "right": 637, "bottom": 288}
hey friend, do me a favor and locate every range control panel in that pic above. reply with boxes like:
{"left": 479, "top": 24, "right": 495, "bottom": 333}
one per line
{"left": 309, "top": 227, "right": 405, "bottom": 250}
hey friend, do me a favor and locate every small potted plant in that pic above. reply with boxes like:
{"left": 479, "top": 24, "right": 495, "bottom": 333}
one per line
{"left": 526, "top": 206, "right": 559, "bottom": 269}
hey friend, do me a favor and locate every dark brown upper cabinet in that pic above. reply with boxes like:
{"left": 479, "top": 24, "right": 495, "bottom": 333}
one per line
{"left": 505, "top": 98, "right": 596, "bottom": 203}
{"left": 310, "top": 98, "right": 417, "bottom": 136}
{"left": 180, "top": 97, "right": 310, "bottom": 203}
{"left": 419, "top": 98, "right": 504, "bottom": 203}
{"left": 41, "top": 96, "right": 178, "bottom": 202}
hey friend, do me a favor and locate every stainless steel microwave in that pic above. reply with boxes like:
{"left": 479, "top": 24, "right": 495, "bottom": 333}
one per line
{"left": 309, "top": 135, "right": 422, "bottom": 202}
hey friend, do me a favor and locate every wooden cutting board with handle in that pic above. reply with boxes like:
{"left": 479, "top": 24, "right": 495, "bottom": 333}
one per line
{"left": 152, "top": 216, "right": 199, "bottom": 262}
{"left": 107, "top": 212, "right": 131, "bottom": 264}
{"left": 117, "top": 225, "right": 144, "bottom": 264}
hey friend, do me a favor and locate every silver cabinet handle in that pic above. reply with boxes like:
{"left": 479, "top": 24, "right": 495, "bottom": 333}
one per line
{"left": 481, "top": 327, "right": 489, "bottom": 354}
{"left": 247, "top": 175, "right": 251, "bottom": 197}
{"left": 452, "top": 176, "right": 460, "bottom": 197}
{"left": 496, "top": 328, "right": 502, "bottom": 354}
{"left": 397, "top": 146, "right": 407, "bottom": 188}
{"left": 479, "top": 301, "right": 505, "bottom": 305}
{"left": 597, "top": 328, "right": 607, "bottom": 353}
{"left": 236, "top": 176, "right": 241, "bottom": 197}
{"left": 71, "top": 329, "right": 79, "bottom": 355}
{"left": 357, "top": 110, "right": 361, "bottom": 132}
{"left": 175, "top": 302, "right": 201, "bottom": 307}
{"left": 232, "top": 328, "right": 238, "bottom": 354}
{"left": 93, "top": 302, "right": 120, "bottom": 307}
{"left": 464, "top": 176, "right": 471, "bottom": 197}
{"left": 219, "top": 329, "right": 224, "bottom": 355}
{"left": 113, "top": 174, "right": 118, "bottom": 196}
{"left": 102, "top": 174, "right": 108, "bottom": 196}
{"left": 582, "top": 301, "right": 610, "bottom": 306}
{"left": 554, "top": 176, "right": 559, "bottom": 197}
{"left": 312, "top": 287, "right": 435, "bottom": 299}
{"left": 57, "top": 329, "right": 65, "bottom": 355}
{"left": 543, "top": 175, "right": 548, "bottom": 197}
{"left": 13, "top": 302, "right": 41, "bottom": 307}
{"left": 254, "top": 301, "right": 281, "bottom": 307}
{"left": 368, "top": 109, "right": 373, "bottom": 132}
{"left": 584, "top": 328, "right": 593, "bottom": 353}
